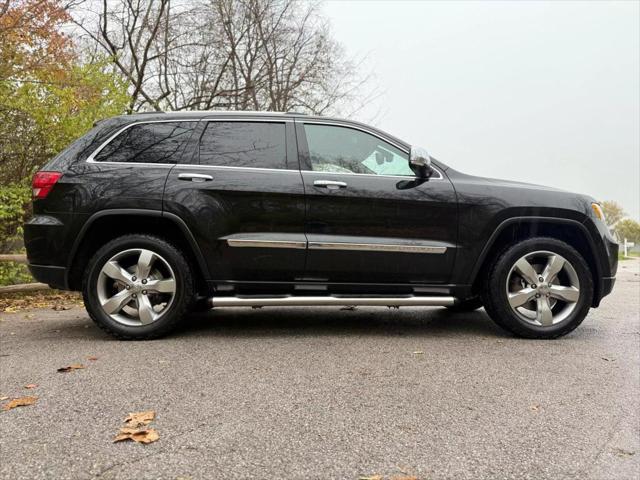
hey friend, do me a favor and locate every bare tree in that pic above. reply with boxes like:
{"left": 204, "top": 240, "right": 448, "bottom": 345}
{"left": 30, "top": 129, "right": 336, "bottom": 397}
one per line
{"left": 70, "top": 0, "right": 375, "bottom": 116}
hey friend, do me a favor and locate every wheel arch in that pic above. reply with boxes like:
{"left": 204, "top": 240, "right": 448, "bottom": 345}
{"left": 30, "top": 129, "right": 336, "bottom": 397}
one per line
{"left": 67, "top": 209, "right": 210, "bottom": 293}
{"left": 469, "top": 217, "right": 603, "bottom": 307}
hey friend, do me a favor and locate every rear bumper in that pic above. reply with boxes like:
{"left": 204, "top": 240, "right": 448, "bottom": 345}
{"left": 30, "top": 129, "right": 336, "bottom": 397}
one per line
{"left": 28, "top": 264, "right": 68, "bottom": 290}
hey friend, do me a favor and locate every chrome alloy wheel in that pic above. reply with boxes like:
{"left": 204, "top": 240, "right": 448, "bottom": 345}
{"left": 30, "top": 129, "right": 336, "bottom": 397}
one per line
{"left": 506, "top": 250, "right": 580, "bottom": 327}
{"left": 96, "top": 248, "right": 176, "bottom": 326}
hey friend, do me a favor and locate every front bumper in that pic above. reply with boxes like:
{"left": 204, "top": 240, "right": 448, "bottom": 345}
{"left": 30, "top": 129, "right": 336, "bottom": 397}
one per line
{"left": 28, "top": 264, "right": 67, "bottom": 290}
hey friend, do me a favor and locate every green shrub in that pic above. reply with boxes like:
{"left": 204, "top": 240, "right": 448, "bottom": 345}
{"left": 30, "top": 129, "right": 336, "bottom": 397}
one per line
{"left": 0, "top": 261, "right": 33, "bottom": 286}
{"left": 0, "top": 183, "right": 30, "bottom": 253}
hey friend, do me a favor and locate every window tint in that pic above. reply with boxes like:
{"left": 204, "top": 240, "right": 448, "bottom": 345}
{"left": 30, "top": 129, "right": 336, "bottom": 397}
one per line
{"left": 199, "top": 122, "right": 286, "bottom": 169}
{"left": 303, "top": 124, "right": 413, "bottom": 176}
{"left": 94, "top": 122, "right": 196, "bottom": 164}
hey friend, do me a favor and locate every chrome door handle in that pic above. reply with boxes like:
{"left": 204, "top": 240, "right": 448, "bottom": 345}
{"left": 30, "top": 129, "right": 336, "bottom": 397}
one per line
{"left": 313, "top": 180, "right": 347, "bottom": 190}
{"left": 179, "top": 173, "right": 213, "bottom": 182}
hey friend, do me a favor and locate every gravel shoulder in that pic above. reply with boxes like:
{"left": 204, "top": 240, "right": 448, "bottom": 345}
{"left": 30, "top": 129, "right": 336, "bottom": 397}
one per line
{"left": 1, "top": 260, "right": 638, "bottom": 480}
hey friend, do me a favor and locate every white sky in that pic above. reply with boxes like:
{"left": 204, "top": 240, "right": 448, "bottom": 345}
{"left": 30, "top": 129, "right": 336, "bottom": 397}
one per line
{"left": 323, "top": 0, "right": 640, "bottom": 219}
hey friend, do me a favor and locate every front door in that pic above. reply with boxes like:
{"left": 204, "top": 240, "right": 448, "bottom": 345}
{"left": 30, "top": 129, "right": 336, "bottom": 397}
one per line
{"left": 296, "top": 121, "right": 458, "bottom": 286}
{"left": 163, "top": 116, "right": 306, "bottom": 285}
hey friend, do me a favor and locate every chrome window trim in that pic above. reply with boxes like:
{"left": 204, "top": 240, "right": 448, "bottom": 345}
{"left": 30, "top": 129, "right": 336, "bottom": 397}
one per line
{"left": 308, "top": 241, "right": 447, "bottom": 254}
{"left": 300, "top": 168, "right": 443, "bottom": 181}
{"left": 177, "top": 164, "right": 300, "bottom": 174}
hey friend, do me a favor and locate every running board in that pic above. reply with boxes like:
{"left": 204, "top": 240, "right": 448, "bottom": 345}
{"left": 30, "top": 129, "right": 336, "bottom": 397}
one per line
{"left": 209, "top": 295, "right": 456, "bottom": 308}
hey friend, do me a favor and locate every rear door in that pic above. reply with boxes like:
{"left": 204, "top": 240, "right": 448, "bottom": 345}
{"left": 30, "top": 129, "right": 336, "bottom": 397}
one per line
{"left": 163, "top": 116, "right": 306, "bottom": 285}
{"left": 296, "top": 120, "right": 458, "bottom": 286}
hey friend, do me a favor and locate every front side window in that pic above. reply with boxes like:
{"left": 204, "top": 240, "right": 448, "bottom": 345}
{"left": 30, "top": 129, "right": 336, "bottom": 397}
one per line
{"left": 94, "top": 122, "right": 197, "bottom": 164}
{"left": 303, "top": 124, "right": 413, "bottom": 176}
{"left": 199, "top": 122, "right": 286, "bottom": 169}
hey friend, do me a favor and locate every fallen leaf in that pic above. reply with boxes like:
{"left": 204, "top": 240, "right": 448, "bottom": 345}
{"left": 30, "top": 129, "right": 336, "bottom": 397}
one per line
{"left": 57, "top": 364, "right": 85, "bottom": 373}
{"left": 412, "top": 351, "right": 424, "bottom": 355}
{"left": 124, "top": 410, "right": 155, "bottom": 427}
{"left": 358, "top": 476, "right": 382, "bottom": 480}
{"left": 0, "top": 396, "right": 8, "bottom": 401}
{"left": 601, "top": 357, "right": 615, "bottom": 362}
{"left": 114, "top": 427, "right": 159, "bottom": 444}
{"left": 24, "top": 384, "right": 37, "bottom": 389}
{"left": 87, "top": 356, "right": 98, "bottom": 361}
{"left": 529, "top": 404, "right": 540, "bottom": 411}
{"left": 613, "top": 448, "right": 635, "bottom": 457}
{"left": 392, "top": 476, "right": 418, "bottom": 480}
{"left": 2, "top": 396, "right": 37, "bottom": 411}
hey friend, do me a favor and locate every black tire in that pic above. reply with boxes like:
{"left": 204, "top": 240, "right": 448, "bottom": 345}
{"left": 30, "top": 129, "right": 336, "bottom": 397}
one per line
{"left": 446, "top": 296, "right": 483, "bottom": 312}
{"left": 482, "top": 237, "right": 593, "bottom": 339}
{"left": 82, "top": 234, "right": 195, "bottom": 340}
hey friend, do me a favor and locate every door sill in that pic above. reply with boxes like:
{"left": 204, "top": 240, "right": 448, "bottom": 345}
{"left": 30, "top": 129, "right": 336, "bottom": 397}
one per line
{"left": 209, "top": 295, "right": 456, "bottom": 308}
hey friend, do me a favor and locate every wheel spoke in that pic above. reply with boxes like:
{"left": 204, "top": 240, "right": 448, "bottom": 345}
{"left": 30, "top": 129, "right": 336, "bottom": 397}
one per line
{"left": 146, "top": 278, "right": 175, "bottom": 294}
{"left": 536, "top": 296, "right": 553, "bottom": 326}
{"left": 542, "top": 255, "right": 565, "bottom": 283}
{"left": 508, "top": 287, "right": 537, "bottom": 308}
{"left": 514, "top": 258, "right": 539, "bottom": 285}
{"left": 102, "top": 261, "right": 132, "bottom": 284}
{"left": 549, "top": 285, "right": 580, "bottom": 303}
{"left": 137, "top": 295, "right": 157, "bottom": 325}
{"left": 136, "top": 250, "right": 156, "bottom": 279}
{"left": 101, "top": 289, "right": 132, "bottom": 315}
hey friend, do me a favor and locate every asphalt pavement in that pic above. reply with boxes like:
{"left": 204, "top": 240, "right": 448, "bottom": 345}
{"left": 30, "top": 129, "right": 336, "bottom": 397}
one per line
{"left": 1, "top": 260, "right": 638, "bottom": 480}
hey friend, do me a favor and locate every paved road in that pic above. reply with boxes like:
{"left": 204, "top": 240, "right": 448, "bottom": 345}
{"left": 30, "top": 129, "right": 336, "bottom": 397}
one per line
{"left": 1, "top": 261, "right": 638, "bottom": 480}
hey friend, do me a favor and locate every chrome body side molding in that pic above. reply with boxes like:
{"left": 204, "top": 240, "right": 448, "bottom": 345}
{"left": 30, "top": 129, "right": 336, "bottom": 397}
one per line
{"left": 307, "top": 242, "right": 447, "bottom": 254}
{"left": 226, "top": 239, "right": 306, "bottom": 249}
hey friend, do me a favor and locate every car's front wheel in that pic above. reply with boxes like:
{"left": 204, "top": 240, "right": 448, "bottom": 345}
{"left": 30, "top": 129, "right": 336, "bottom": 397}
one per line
{"left": 82, "top": 234, "right": 195, "bottom": 339}
{"left": 482, "top": 237, "right": 593, "bottom": 339}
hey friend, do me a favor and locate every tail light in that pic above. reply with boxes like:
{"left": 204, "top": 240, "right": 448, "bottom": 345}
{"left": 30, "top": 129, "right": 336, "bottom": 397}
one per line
{"left": 32, "top": 171, "right": 62, "bottom": 199}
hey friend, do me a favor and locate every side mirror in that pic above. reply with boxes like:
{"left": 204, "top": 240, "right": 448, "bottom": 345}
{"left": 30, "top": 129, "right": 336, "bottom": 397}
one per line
{"left": 410, "top": 146, "right": 433, "bottom": 178}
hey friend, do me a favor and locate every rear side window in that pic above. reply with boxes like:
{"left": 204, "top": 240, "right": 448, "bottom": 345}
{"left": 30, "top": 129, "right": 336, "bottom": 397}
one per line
{"left": 199, "top": 122, "right": 286, "bottom": 169}
{"left": 93, "top": 122, "right": 197, "bottom": 164}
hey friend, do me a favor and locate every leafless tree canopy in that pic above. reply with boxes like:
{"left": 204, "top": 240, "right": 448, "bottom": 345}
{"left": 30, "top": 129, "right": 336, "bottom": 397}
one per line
{"left": 72, "top": 0, "right": 373, "bottom": 115}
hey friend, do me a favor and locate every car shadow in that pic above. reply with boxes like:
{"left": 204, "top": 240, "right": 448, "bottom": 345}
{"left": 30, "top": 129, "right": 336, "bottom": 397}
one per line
{"left": 171, "top": 306, "right": 509, "bottom": 339}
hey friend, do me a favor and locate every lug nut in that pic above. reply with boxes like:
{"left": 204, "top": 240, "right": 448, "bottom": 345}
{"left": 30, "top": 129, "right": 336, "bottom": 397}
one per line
{"left": 132, "top": 293, "right": 137, "bottom": 298}
{"left": 539, "top": 276, "right": 544, "bottom": 282}
{"left": 532, "top": 284, "right": 537, "bottom": 289}
{"left": 142, "top": 279, "right": 147, "bottom": 284}
{"left": 125, "top": 285, "right": 131, "bottom": 290}
{"left": 535, "top": 294, "right": 540, "bottom": 298}
{"left": 132, "top": 276, "right": 137, "bottom": 281}
{"left": 142, "top": 290, "right": 147, "bottom": 295}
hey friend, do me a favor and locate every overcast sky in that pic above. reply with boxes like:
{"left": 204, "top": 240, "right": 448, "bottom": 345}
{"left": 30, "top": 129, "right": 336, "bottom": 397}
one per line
{"left": 323, "top": 0, "right": 640, "bottom": 219}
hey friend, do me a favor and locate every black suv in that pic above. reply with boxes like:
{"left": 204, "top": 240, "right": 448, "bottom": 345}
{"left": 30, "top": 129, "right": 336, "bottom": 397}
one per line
{"left": 24, "top": 111, "right": 618, "bottom": 339}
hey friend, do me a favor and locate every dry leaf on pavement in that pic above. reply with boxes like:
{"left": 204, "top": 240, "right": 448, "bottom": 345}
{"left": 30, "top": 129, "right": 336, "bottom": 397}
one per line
{"left": 57, "top": 364, "right": 85, "bottom": 373}
{"left": 0, "top": 396, "right": 9, "bottom": 401}
{"left": 114, "top": 427, "right": 159, "bottom": 444}
{"left": 2, "top": 396, "right": 37, "bottom": 411}
{"left": 412, "top": 351, "right": 424, "bottom": 355}
{"left": 24, "top": 384, "right": 37, "bottom": 389}
{"left": 87, "top": 356, "right": 98, "bottom": 361}
{"left": 358, "top": 476, "right": 382, "bottom": 480}
{"left": 124, "top": 410, "right": 155, "bottom": 427}
{"left": 530, "top": 404, "right": 540, "bottom": 411}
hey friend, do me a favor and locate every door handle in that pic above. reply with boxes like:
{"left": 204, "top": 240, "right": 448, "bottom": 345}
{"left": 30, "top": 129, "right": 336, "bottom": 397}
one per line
{"left": 313, "top": 180, "right": 347, "bottom": 190}
{"left": 179, "top": 173, "right": 213, "bottom": 182}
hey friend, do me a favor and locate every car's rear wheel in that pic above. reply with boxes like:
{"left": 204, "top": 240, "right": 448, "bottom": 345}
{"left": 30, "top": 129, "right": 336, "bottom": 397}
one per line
{"left": 83, "top": 235, "right": 194, "bottom": 339}
{"left": 482, "top": 237, "right": 593, "bottom": 339}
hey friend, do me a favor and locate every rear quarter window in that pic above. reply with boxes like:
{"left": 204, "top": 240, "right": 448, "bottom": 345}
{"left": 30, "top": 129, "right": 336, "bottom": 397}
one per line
{"left": 93, "top": 122, "right": 197, "bottom": 164}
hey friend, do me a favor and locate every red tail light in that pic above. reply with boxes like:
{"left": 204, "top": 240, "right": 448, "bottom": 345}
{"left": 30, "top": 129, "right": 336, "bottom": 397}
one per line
{"left": 32, "top": 171, "right": 62, "bottom": 199}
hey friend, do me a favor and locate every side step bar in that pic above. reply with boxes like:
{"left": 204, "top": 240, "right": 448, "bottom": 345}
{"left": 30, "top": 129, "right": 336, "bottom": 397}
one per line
{"left": 209, "top": 296, "right": 456, "bottom": 308}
